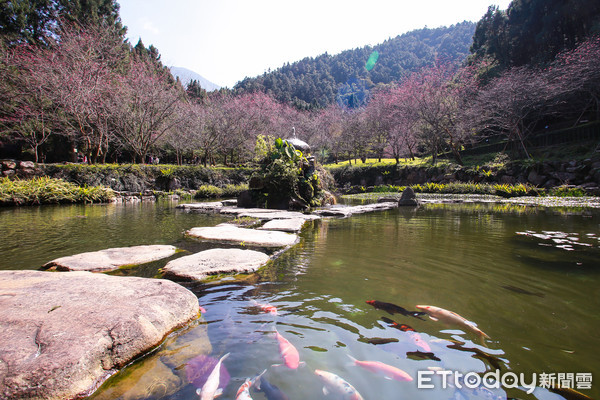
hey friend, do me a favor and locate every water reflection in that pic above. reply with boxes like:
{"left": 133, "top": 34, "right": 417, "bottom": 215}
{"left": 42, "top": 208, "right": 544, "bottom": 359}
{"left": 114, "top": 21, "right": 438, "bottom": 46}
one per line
{"left": 1, "top": 201, "right": 598, "bottom": 399}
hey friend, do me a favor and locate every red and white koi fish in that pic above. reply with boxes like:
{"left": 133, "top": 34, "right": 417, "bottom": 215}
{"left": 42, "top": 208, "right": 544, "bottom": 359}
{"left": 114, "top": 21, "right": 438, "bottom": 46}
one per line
{"left": 348, "top": 355, "right": 413, "bottom": 382}
{"left": 197, "top": 353, "right": 230, "bottom": 400}
{"left": 314, "top": 369, "right": 364, "bottom": 400}
{"left": 416, "top": 305, "right": 490, "bottom": 339}
{"left": 273, "top": 328, "right": 303, "bottom": 369}
{"left": 251, "top": 299, "right": 278, "bottom": 315}
{"left": 235, "top": 369, "right": 266, "bottom": 400}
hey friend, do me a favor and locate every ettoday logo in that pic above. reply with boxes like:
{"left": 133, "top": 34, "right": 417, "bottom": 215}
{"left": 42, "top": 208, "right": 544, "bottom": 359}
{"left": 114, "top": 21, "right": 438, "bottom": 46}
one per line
{"left": 417, "top": 369, "right": 593, "bottom": 395}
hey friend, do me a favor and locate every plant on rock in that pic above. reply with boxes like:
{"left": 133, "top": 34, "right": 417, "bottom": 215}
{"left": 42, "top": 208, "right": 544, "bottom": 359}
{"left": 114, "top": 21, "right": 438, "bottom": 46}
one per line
{"left": 246, "top": 138, "right": 333, "bottom": 209}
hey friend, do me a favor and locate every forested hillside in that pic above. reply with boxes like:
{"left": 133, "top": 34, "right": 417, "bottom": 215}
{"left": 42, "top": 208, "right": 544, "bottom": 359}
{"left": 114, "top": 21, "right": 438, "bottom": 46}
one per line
{"left": 234, "top": 22, "right": 475, "bottom": 109}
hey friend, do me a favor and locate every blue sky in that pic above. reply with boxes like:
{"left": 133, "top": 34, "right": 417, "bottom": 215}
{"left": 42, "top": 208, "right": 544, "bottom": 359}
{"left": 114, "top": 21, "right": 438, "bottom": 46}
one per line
{"left": 118, "top": 0, "right": 512, "bottom": 88}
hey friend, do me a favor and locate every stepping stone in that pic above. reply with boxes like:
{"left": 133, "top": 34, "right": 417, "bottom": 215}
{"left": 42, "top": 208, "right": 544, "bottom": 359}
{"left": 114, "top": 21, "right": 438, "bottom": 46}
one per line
{"left": 42, "top": 245, "right": 178, "bottom": 272}
{"left": 186, "top": 225, "right": 298, "bottom": 247}
{"left": 162, "top": 248, "right": 270, "bottom": 281}
{"left": 258, "top": 218, "right": 308, "bottom": 233}
{"left": 313, "top": 202, "right": 398, "bottom": 218}
{"left": 0, "top": 270, "right": 199, "bottom": 400}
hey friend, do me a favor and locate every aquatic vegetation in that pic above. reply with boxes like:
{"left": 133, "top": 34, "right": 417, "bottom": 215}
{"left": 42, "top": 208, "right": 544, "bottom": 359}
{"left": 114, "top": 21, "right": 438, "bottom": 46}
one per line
{"left": 0, "top": 177, "right": 114, "bottom": 205}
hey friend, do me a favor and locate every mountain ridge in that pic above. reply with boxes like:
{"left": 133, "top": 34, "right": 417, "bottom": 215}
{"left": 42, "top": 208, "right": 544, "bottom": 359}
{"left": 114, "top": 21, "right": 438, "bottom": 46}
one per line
{"left": 169, "top": 66, "right": 221, "bottom": 92}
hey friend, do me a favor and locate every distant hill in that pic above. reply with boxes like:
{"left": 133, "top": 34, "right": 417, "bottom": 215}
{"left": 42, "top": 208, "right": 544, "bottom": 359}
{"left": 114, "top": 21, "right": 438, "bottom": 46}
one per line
{"left": 169, "top": 67, "right": 221, "bottom": 92}
{"left": 234, "top": 22, "right": 476, "bottom": 109}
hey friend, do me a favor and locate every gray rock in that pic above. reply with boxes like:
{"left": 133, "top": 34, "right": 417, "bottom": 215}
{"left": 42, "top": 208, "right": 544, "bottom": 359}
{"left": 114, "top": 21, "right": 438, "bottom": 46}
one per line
{"left": 177, "top": 202, "right": 224, "bottom": 212}
{"left": 18, "top": 161, "right": 36, "bottom": 169}
{"left": 42, "top": 245, "right": 178, "bottom": 272}
{"left": 258, "top": 218, "right": 308, "bottom": 233}
{"left": 186, "top": 224, "right": 298, "bottom": 247}
{"left": 0, "top": 270, "right": 199, "bottom": 400}
{"left": 163, "top": 248, "right": 270, "bottom": 280}
{"left": 237, "top": 210, "right": 320, "bottom": 221}
{"left": 527, "top": 169, "right": 548, "bottom": 186}
{"left": 398, "top": 187, "right": 419, "bottom": 206}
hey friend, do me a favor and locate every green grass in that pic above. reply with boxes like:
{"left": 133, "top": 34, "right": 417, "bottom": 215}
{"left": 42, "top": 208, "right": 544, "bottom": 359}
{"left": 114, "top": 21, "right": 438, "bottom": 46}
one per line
{"left": 0, "top": 177, "right": 115, "bottom": 205}
{"left": 347, "top": 182, "right": 545, "bottom": 198}
{"left": 324, "top": 157, "right": 441, "bottom": 169}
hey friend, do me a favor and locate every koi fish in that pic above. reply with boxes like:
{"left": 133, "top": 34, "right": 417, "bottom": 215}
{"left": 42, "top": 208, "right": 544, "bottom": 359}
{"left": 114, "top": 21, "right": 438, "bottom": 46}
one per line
{"left": 255, "top": 373, "right": 290, "bottom": 400}
{"left": 197, "top": 352, "right": 230, "bottom": 400}
{"left": 314, "top": 369, "right": 364, "bottom": 400}
{"left": 366, "top": 300, "right": 426, "bottom": 319}
{"left": 416, "top": 305, "right": 490, "bottom": 339}
{"left": 235, "top": 369, "right": 265, "bottom": 400}
{"left": 251, "top": 299, "right": 278, "bottom": 315}
{"left": 347, "top": 355, "right": 413, "bottom": 381}
{"left": 273, "top": 328, "right": 303, "bottom": 369}
{"left": 199, "top": 306, "right": 207, "bottom": 314}
{"left": 380, "top": 317, "right": 431, "bottom": 352}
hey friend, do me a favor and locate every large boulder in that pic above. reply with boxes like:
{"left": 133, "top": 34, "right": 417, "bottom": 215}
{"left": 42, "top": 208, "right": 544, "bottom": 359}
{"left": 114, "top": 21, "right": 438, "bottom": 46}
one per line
{"left": 42, "top": 245, "right": 178, "bottom": 272}
{"left": 0, "top": 270, "right": 199, "bottom": 400}
{"left": 162, "top": 248, "right": 270, "bottom": 281}
{"left": 398, "top": 187, "right": 419, "bottom": 206}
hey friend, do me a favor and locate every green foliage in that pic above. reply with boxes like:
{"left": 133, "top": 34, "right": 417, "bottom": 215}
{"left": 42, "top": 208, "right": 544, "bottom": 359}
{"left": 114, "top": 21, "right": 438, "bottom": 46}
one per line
{"left": 549, "top": 186, "right": 585, "bottom": 197}
{"left": 0, "top": 177, "right": 114, "bottom": 205}
{"left": 470, "top": 0, "right": 600, "bottom": 71}
{"left": 193, "top": 183, "right": 248, "bottom": 199}
{"left": 234, "top": 22, "right": 476, "bottom": 109}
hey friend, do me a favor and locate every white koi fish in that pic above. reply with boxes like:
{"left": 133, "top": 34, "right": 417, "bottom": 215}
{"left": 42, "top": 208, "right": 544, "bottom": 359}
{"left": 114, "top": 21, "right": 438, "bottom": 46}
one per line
{"left": 416, "top": 305, "right": 490, "bottom": 339}
{"left": 197, "top": 352, "right": 230, "bottom": 400}
{"left": 347, "top": 355, "right": 413, "bottom": 381}
{"left": 314, "top": 369, "right": 364, "bottom": 400}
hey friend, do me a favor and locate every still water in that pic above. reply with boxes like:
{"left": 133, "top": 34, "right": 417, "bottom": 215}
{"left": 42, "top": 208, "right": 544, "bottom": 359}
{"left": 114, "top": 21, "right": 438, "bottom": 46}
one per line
{"left": 1, "top": 201, "right": 599, "bottom": 400}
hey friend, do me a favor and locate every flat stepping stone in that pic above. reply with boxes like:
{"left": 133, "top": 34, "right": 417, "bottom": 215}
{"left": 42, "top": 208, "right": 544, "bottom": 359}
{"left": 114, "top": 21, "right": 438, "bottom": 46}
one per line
{"left": 258, "top": 218, "right": 308, "bottom": 233}
{"left": 0, "top": 270, "right": 199, "bottom": 400}
{"left": 237, "top": 210, "right": 320, "bottom": 221}
{"left": 162, "top": 248, "right": 270, "bottom": 281}
{"left": 313, "top": 202, "right": 398, "bottom": 218}
{"left": 186, "top": 224, "right": 298, "bottom": 247}
{"left": 176, "top": 202, "right": 224, "bottom": 212}
{"left": 42, "top": 245, "right": 178, "bottom": 272}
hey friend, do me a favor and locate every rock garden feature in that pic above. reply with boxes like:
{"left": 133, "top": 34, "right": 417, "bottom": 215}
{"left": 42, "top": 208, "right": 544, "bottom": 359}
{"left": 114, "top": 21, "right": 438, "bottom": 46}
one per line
{"left": 42, "top": 244, "right": 178, "bottom": 272}
{"left": 186, "top": 224, "right": 298, "bottom": 248}
{"left": 237, "top": 138, "right": 335, "bottom": 210}
{"left": 162, "top": 248, "right": 270, "bottom": 281}
{"left": 0, "top": 270, "right": 199, "bottom": 400}
{"left": 313, "top": 202, "right": 399, "bottom": 217}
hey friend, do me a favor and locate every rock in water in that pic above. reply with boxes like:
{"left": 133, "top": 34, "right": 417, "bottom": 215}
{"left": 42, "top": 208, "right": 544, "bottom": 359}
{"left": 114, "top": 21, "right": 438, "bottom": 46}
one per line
{"left": 42, "top": 245, "right": 178, "bottom": 272}
{"left": 398, "top": 187, "right": 419, "bottom": 206}
{"left": 162, "top": 248, "right": 270, "bottom": 281}
{"left": 186, "top": 224, "right": 298, "bottom": 248}
{"left": 0, "top": 270, "right": 199, "bottom": 400}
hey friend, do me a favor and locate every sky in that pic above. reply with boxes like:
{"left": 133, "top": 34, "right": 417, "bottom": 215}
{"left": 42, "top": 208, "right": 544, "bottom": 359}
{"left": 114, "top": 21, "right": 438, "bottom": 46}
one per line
{"left": 118, "top": 0, "right": 513, "bottom": 89}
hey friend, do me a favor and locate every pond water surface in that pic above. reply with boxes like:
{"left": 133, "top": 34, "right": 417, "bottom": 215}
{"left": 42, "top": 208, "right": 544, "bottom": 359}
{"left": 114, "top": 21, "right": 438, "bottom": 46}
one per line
{"left": 1, "top": 201, "right": 599, "bottom": 400}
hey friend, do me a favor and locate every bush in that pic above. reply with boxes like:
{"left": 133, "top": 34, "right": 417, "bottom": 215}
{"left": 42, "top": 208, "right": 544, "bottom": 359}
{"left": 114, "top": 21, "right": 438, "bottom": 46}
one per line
{"left": 0, "top": 177, "right": 114, "bottom": 205}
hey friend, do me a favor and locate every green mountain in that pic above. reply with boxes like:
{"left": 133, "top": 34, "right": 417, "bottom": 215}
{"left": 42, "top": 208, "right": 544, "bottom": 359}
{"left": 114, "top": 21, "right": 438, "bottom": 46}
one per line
{"left": 234, "top": 22, "right": 476, "bottom": 109}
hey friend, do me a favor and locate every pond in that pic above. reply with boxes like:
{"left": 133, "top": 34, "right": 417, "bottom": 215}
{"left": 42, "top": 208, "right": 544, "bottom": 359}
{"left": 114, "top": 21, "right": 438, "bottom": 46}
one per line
{"left": 1, "top": 200, "right": 599, "bottom": 400}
